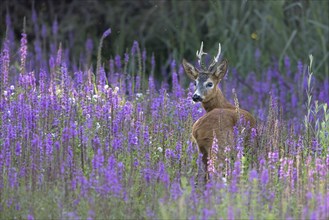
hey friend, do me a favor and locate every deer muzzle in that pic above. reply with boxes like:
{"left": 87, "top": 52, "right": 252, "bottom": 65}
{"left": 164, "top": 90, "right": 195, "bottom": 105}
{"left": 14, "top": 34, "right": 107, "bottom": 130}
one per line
{"left": 192, "top": 94, "right": 203, "bottom": 102}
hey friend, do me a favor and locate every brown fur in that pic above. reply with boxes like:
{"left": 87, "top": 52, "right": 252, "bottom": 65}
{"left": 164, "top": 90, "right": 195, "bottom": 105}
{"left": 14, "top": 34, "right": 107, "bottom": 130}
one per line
{"left": 183, "top": 58, "right": 256, "bottom": 182}
{"left": 193, "top": 102, "right": 256, "bottom": 177}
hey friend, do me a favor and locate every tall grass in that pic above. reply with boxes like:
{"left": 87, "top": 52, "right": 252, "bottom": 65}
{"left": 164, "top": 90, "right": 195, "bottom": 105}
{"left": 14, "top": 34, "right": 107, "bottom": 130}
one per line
{"left": 0, "top": 24, "right": 328, "bottom": 219}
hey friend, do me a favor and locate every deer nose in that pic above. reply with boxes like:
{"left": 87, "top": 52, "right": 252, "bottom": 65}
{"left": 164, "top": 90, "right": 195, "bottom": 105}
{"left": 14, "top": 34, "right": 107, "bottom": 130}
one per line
{"left": 192, "top": 94, "right": 203, "bottom": 102}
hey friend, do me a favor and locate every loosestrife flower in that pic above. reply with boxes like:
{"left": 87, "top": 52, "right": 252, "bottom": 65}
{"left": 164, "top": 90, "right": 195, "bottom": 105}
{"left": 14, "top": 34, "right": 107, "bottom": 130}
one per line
{"left": 131, "top": 41, "right": 139, "bottom": 56}
{"left": 52, "top": 19, "right": 58, "bottom": 35}
{"left": 85, "top": 38, "right": 93, "bottom": 52}
{"left": 261, "top": 168, "right": 269, "bottom": 186}
{"left": 2, "top": 39, "right": 10, "bottom": 87}
{"left": 208, "top": 134, "right": 218, "bottom": 178}
{"left": 20, "top": 32, "right": 28, "bottom": 74}
{"left": 249, "top": 169, "right": 258, "bottom": 183}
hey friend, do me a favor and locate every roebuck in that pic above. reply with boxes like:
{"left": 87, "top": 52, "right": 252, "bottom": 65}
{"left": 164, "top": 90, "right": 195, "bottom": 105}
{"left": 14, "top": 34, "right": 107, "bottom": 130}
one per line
{"left": 183, "top": 42, "right": 256, "bottom": 182}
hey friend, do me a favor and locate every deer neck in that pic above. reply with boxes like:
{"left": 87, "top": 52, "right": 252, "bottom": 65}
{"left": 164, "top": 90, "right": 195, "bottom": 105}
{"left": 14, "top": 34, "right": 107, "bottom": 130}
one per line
{"left": 202, "top": 88, "right": 235, "bottom": 113}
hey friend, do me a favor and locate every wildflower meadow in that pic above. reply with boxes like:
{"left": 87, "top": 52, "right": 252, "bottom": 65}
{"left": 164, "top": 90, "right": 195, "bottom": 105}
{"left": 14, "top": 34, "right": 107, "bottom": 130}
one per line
{"left": 1, "top": 3, "right": 329, "bottom": 220}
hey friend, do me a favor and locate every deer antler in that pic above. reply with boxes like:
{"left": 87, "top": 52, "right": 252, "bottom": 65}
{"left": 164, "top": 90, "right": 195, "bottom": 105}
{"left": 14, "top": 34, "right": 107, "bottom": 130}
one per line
{"left": 196, "top": 41, "right": 207, "bottom": 69}
{"left": 208, "top": 43, "right": 221, "bottom": 71}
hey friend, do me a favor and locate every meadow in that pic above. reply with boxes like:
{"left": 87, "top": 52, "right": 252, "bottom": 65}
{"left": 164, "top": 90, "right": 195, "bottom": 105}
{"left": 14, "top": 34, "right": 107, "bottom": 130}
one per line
{"left": 1, "top": 5, "right": 329, "bottom": 220}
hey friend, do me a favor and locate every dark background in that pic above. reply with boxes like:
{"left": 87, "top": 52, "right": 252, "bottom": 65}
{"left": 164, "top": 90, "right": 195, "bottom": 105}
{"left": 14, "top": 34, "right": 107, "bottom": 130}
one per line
{"left": 1, "top": 0, "right": 328, "bottom": 81}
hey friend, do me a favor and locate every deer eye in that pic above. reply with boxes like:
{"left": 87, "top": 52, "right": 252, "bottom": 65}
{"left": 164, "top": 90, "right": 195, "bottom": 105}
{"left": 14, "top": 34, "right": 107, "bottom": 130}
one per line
{"left": 206, "top": 82, "right": 213, "bottom": 88}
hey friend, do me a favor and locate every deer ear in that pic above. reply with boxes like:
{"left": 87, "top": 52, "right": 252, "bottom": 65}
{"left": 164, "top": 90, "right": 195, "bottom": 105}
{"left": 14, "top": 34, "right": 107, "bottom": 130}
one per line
{"left": 213, "top": 59, "right": 228, "bottom": 80}
{"left": 182, "top": 59, "right": 199, "bottom": 80}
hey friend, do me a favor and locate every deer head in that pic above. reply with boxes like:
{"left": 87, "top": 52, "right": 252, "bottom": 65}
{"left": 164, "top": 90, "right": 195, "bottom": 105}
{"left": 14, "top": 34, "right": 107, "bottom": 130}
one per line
{"left": 183, "top": 42, "right": 228, "bottom": 103}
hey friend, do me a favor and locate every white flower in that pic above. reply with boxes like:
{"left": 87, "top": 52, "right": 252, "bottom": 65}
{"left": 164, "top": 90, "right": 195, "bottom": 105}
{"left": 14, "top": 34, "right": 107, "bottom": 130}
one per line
{"left": 10, "top": 85, "right": 15, "bottom": 90}
{"left": 114, "top": 87, "right": 119, "bottom": 94}
{"left": 104, "top": 85, "right": 109, "bottom": 90}
{"left": 222, "top": 177, "right": 227, "bottom": 186}
{"left": 3, "top": 91, "right": 8, "bottom": 96}
{"left": 55, "top": 88, "right": 61, "bottom": 96}
{"left": 69, "top": 97, "right": 76, "bottom": 104}
{"left": 157, "top": 147, "right": 163, "bottom": 153}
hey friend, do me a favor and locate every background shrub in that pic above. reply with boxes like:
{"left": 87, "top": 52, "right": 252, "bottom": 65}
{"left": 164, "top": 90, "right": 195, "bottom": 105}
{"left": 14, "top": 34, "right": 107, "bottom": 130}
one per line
{"left": 1, "top": 0, "right": 328, "bottom": 82}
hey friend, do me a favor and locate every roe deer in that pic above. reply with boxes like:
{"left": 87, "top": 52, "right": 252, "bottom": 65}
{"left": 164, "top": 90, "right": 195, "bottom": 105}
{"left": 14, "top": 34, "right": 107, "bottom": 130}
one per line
{"left": 183, "top": 42, "right": 256, "bottom": 182}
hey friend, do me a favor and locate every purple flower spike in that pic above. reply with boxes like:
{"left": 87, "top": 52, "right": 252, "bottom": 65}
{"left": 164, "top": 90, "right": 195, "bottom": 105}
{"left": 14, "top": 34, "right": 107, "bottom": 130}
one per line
{"left": 261, "top": 168, "right": 269, "bottom": 186}
{"left": 249, "top": 169, "right": 258, "bottom": 183}
{"left": 27, "top": 214, "right": 35, "bottom": 220}
{"left": 20, "top": 32, "right": 28, "bottom": 73}
{"left": 102, "top": 28, "right": 111, "bottom": 38}
{"left": 52, "top": 19, "right": 58, "bottom": 36}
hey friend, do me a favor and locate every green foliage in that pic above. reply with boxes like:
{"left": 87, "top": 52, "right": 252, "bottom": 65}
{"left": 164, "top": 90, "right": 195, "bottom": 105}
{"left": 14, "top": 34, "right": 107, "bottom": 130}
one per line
{"left": 304, "top": 54, "right": 329, "bottom": 155}
{"left": 1, "top": 0, "right": 328, "bottom": 80}
{"left": 318, "top": 103, "right": 329, "bottom": 150}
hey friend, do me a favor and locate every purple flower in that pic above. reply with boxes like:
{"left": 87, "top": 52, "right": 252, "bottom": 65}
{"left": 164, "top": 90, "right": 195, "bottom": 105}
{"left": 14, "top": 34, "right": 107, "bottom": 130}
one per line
{"left": 202, "top": 208, "right": 215, "bottom": 220}
{"left": 8, "top": 168, "right": 18, "bottom": 189}
{"left": 142, "top": 48, "right": 147, "bottom": 62}
{"left": 131, "top": 41, "right": 139, "bottom": 56}
{"left": 92, "top": 148, "right": 104, "bottom": 172}
{"left": 148, "top": 75, "right": 156, "bottom": 95}
{"left": 87, "top": 209, "right": 95, "bottom": 220}
{"left": 227, "top": 206, "right": 234, "bottom": 220}
{"left": 27, "top": 214, "right": 35, "bottom": 220}
{"left": 15, "top": 142, "right": 21, "bottom": 157}
{"left": 115, "top": 55, "right": 121, "bottom": 70}
{"left": 165, "top": 148, "right": 175, "bottom": 161}
{"left": 128, "top": 131, "right": 139, "bottom": 147}
{"left": 98, "top": 66, "right": 106, "bottom": 86}
{"left": 172, "top": 69, "right": 182, "bottom": 99}
{"left": 186, "top": 140, "right": 195, "bottom": 161}
{"left": 143, "top": 168, "right": 152, "bottom": 184}
{"left": 124, "top": 52, "right": 129, "bottom": 64}
{"left": 32, "top": 9, "right": 39, "bottom": 34}
{"left": 311, "top": 139, "right": 322, "bottom": 155}
{"left": 158, "top": 162, "right": 169, "bottom": 186}
{"left": 208, "top": 135, "right": 218, "bottom": 176}
{"left": 133, "top": 158, "right": 139, "bottom": 168}
{"left": 146, "top": 207, "right": 156, "bottom": 219}
{"left": 249, "top": 169, "right": 258, "bottom": 183}
{"left": 170, "top": 180, "right": 183, "bottom": 200}
{"left": 102, "top": 28, "right": 111, "bottom": 38}
{"left": 260, "top": 168, "right": 269, "bottom": 186}
{"left": 20, "top": 32, "right": 28, "bottom": 73}
{"left": 310, "top": 211, "right": 317, "bottom": 220}
{"left": 1, "top": 39, "right": 10, "bottom": 87}
{"left": 85, "top": 38, "right": 93, "bottom": 52}
{"left": 175, "top": 142, "right": 182, "bottom": 160}
{"left": 52, "top": 19, "right": 58, "bottom": 36}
